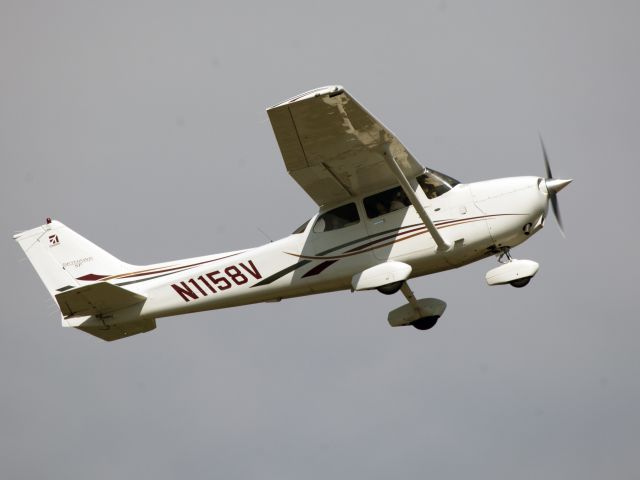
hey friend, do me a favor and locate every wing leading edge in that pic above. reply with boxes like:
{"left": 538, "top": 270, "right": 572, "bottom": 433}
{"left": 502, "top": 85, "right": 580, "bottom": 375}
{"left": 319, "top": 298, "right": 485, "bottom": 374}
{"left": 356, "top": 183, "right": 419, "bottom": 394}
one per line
{"left": 267, "top": 86, "right": 425, "bottom": 207}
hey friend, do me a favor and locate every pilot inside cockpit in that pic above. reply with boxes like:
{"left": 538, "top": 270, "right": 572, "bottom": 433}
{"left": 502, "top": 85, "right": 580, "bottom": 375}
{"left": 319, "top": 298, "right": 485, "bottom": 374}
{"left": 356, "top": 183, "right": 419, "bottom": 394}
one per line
{"left": 417, "top": 169, "right": 460, "bottom": 199}
{"left": 389, "top": 190, "right": 409, "bottom": 211}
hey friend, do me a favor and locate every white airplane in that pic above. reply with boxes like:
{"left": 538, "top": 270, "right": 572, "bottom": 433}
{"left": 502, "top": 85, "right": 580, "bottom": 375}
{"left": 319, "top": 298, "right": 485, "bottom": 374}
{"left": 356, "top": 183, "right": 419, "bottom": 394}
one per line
{"left": 14, "top": 86, "right": 571, "bottom": 341}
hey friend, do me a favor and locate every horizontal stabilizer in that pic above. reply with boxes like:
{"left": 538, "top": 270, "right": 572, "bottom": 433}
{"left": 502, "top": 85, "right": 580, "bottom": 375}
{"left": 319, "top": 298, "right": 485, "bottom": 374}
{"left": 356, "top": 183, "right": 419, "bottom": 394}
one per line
{"left": 55, "top": 282, "right": 146, "bottom": 318}
{"left": 77, "top": 318, "right": 156, "bottom": 342}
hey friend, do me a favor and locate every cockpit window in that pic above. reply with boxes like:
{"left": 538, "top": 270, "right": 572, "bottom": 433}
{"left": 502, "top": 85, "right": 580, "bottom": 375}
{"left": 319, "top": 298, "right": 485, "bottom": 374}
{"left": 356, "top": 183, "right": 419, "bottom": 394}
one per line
{"left": 363, "top": 186, "right": 411, "bottom": 219}
{"left": 292, "top": 219, "right": 310, "bottom": 234}
{"left": 417, "top": 169, "right": 460, "bottom": 199}
{"left": 313, "top": 203, "right": 359, "bottom": 233}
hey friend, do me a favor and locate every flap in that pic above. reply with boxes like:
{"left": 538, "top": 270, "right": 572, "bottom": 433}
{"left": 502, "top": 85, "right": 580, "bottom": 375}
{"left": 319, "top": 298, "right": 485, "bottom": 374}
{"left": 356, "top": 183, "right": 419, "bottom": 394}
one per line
{"left": 55, "top": 282, "right": 146, "bottom": 318}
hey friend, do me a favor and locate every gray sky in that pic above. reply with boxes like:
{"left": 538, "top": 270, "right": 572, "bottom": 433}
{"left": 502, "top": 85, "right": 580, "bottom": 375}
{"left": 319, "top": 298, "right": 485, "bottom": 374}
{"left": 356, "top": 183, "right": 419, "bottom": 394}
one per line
{"left": 2, "top": 1, "right": 639, "bottom": 478}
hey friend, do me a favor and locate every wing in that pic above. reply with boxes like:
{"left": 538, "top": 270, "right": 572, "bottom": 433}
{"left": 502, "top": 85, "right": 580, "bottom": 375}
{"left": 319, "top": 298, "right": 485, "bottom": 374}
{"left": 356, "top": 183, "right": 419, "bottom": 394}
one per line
{"left": 267, "top": 86, "right": 425, "bottom": 206}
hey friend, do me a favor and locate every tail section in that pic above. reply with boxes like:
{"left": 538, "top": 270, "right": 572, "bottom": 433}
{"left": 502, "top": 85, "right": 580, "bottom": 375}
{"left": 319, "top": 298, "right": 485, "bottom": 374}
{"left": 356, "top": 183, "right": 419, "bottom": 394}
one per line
{"left": 14, "top": 219, "right": 132, "bottom": 298}
{"left": 14, "top": 220, "right": 155, "bottom": 342}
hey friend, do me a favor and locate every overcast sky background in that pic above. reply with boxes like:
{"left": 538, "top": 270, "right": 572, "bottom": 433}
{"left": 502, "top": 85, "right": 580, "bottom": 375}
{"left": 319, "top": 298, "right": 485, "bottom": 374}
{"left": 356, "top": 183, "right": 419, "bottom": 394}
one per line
{"left": 2, "top": 1, "right": 639, "bottom": 478}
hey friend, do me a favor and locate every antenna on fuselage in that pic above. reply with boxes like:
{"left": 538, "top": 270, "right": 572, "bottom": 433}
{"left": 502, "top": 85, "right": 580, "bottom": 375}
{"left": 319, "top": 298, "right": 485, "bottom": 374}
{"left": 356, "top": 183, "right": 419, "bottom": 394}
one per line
{"left": 257, "top": 227, "right": 273, "bottom": 243}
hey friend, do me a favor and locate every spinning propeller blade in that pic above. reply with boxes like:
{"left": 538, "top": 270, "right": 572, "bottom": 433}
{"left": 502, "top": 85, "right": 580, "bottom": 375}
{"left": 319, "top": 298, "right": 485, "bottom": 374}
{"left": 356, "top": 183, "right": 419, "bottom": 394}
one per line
{"left": 541, "top": 135, "right": 552, "bottom": 179}
{"left": 549, "top": 190, "right": 564, "bottom": 235}
{"left": 539, "top": 135, "right": 572, "bottom": 236}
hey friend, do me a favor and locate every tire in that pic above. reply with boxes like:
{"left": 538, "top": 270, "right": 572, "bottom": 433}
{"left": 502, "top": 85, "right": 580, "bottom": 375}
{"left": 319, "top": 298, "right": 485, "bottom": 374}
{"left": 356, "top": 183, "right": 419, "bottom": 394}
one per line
{"left": 411, "top": 316, "right": 439, "bottom": 330}
{"left": 510, "top": 277, "right": 531, "bottom": 288}
{"left": 377, "top": 281, "right": 404, "bottom": 295}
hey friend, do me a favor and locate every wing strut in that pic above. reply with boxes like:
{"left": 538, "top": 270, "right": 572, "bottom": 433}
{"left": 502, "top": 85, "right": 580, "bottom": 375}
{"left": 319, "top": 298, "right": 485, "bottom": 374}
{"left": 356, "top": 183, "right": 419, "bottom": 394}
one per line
{"left": 383, "top": 145, "right": 451, "bottom": 252}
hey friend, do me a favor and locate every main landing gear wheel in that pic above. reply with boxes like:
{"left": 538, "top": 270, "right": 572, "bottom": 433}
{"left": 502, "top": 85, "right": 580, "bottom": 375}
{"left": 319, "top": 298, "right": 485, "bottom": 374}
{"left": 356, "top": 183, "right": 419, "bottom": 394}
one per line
{"left": 411, "top": 316, "right": 439, "bottom": 330}
{"left": 386, "top": 282, "right": 447, "bottom": 330}
{"left": 377, "top": 281, "right": 404, "bottom": 295}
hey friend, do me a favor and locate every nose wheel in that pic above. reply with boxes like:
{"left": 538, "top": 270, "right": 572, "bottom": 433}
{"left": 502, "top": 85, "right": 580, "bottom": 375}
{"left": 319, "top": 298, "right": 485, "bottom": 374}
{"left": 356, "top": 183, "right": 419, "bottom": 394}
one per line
{"left": 509, "top": 277, "right": 531, "bottom": 288}
{"left": 486, "top": 247, "right": 539, "bottom": 288}
{"left": 499, "top": 249, "right": 531, "bottom": 288}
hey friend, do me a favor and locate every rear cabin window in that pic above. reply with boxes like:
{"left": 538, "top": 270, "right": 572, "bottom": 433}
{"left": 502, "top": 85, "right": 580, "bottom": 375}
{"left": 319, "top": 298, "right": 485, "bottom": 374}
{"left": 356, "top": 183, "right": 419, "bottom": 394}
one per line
{"left": 417, "top": 169, "right": 460, "bottom": 199}
{"left": 313, "top": 203, "right": 359, "bottom": 233}
{"left": 363, "top": 186, "right": 411, "bottom": 219}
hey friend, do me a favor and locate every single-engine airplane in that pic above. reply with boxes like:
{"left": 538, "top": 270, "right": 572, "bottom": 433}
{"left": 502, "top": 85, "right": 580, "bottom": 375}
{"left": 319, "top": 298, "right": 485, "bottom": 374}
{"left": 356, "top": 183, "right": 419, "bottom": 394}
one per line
{"left": 15, "top": 86, "right": 571, "bottom": 341}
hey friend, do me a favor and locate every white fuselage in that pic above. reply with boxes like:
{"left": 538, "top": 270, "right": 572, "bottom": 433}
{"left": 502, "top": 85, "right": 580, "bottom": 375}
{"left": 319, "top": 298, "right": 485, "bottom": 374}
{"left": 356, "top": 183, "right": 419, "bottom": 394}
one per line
{"left": 82, "top": 176, "right": 547, "bottom": 329}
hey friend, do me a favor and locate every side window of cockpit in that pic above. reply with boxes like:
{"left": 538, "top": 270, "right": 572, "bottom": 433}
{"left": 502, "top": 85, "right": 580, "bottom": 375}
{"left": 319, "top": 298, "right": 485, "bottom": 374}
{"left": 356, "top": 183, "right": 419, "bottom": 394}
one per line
{"left": 417, "top": 174, "right": 439, "bottom": 199}
{"left": 363, "top": 186, "right": 411, "bottom": 218}
{"left": 313, "top": 203, "right": 359, "bottom": 233}
{"left": 417, "top": 170, "right": 460, "bottom": 199}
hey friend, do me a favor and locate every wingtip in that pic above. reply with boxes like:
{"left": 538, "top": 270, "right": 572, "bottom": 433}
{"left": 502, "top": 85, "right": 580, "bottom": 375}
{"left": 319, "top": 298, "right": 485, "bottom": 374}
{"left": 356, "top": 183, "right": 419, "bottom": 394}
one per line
{"left": 268, "top": 85, "right": 344, "bottom": 109}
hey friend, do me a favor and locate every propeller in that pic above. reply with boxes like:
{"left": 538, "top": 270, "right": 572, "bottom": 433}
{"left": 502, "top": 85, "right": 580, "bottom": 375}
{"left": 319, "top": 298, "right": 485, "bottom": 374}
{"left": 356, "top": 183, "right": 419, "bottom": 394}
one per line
{"left": 539, "top": 135, "right": 572, "bottom": 236}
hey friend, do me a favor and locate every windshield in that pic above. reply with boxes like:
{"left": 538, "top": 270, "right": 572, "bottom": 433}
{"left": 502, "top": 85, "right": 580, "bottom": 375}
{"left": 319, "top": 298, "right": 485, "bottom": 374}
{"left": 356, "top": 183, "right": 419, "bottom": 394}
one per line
{"left": 416, "top": 169, "right": 460, "bottom": 199}
{"left": 291, "top": 219, "right": 310, "bottom": 234}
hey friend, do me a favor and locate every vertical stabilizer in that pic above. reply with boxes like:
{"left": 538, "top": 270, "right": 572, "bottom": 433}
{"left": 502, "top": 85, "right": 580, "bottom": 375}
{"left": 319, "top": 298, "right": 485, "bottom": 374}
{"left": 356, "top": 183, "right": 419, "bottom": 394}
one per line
{"left": 13, "top": 220, "right": 132, "bottom": 298}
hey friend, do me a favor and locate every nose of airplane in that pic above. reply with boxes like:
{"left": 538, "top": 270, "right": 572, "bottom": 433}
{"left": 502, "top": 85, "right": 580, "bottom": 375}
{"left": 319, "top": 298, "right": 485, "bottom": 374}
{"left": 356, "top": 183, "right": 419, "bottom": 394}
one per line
{"left": 545, "top": 178, "right": 572, "bottom": 195}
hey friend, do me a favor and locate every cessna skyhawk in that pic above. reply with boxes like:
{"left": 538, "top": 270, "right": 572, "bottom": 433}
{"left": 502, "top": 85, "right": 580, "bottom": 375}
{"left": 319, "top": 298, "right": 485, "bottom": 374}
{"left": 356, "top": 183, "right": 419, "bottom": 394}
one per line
{"left": 14, "top": 86, "right": 571, "bottom": 341}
